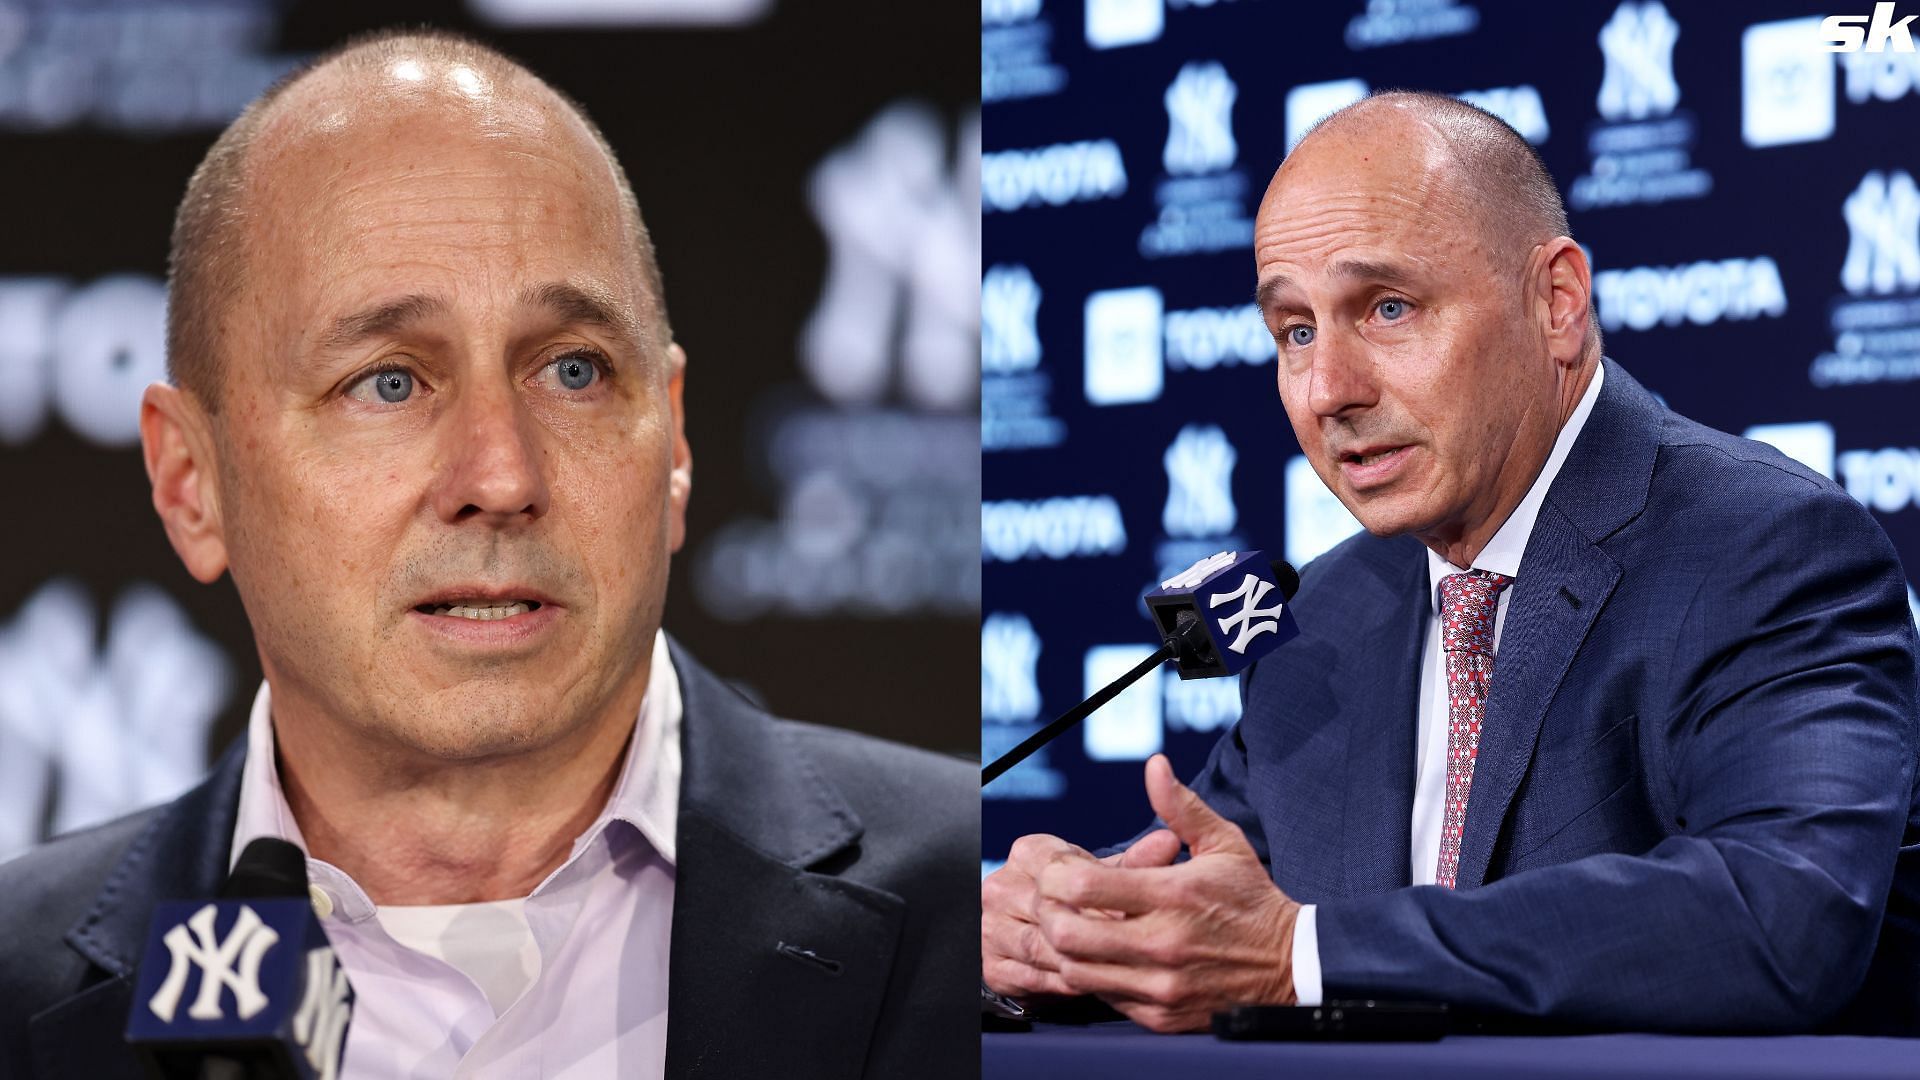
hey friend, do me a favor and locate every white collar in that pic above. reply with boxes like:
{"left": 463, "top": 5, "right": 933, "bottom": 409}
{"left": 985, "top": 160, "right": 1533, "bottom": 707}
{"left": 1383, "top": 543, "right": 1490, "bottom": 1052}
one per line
{"left": 1426, "top": 362, "right": 1606, "bottom": 610}
{"left": 230, "top": 629, "right": 683, "bottom": 878}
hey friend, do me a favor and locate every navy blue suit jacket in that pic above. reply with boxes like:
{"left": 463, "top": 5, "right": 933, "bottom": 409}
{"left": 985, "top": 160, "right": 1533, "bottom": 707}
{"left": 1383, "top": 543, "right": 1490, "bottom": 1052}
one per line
{"left": 0, "top": 641, "right": 978, "bottom": 1078}
{"left": 1176, "top": 361, "right": 1920, "bottom": 1032}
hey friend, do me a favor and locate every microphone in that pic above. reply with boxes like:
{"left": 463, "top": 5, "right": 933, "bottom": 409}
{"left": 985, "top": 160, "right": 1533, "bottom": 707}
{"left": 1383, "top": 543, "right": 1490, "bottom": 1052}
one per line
{"left": 1145, "top": 550, "right": 1300, "bottom": 680}
{"left": 125, "top": 837, "right": 355, "bottom": 1080}
{"left": 981, "top": 550, "right": 1299, "bottom": 786}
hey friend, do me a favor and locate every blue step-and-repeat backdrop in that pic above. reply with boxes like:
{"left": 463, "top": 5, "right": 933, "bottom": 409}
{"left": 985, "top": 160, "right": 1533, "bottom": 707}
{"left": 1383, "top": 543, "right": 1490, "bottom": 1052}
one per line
{"left": 981, "top": 0, "right": 1920, "bottom": 866}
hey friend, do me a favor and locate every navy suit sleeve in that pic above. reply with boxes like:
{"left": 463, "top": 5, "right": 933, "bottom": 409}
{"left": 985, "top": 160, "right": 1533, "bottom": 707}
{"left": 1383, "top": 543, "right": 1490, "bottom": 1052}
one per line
{"left": 1314, "top": 487, "right": 1920, "bottom": 1030}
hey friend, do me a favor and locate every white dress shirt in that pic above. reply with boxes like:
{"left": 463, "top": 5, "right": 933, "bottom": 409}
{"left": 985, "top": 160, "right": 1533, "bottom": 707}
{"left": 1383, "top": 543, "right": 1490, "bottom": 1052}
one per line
{"left": 230, "top": 630, "right": 683, "bottom": 1078}
{"left": 1291, "top": 363, "right": 1606, "bottom": 1006}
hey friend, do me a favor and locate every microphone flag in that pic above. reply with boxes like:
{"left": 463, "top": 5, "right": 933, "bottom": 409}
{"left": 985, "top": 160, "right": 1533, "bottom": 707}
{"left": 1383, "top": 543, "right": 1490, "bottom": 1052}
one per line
{"left": 126, "top": 896, "right": 354, "bottom": 1080}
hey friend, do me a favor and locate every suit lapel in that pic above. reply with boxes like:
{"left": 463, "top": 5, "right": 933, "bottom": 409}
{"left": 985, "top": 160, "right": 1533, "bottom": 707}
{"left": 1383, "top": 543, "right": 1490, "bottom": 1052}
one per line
{"left": 28, "top": 741, "right": 245, "bottom": 1077}
{"left": 1455, "top": 504, "right": 1621, "bottom": 888}
{"left": 1339, "top": 539, "right": 1429, "bottom": 898}
{"left": 664, "top": 642, "right": 901, "bottom": 1080}
{"left": 1454, "top": 359, "right": 1660, "bottom": 889}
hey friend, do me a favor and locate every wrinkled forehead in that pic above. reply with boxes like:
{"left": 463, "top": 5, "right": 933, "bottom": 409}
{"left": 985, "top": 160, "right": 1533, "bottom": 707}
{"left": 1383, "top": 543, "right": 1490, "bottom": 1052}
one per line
{"left": 1256, "top": 130, "right": 1491, "bottom": 283}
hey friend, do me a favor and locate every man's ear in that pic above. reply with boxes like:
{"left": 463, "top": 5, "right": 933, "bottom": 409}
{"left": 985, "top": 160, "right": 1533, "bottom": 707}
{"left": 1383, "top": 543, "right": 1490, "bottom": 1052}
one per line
{"left": 1536, "top": 237, "right": 1594, "bottom": 368}
{"left": 140, "top": 382, "right": 229, "bottom": 584}
{"left": 664, "top": 342, "right": 693, "bottom": 554}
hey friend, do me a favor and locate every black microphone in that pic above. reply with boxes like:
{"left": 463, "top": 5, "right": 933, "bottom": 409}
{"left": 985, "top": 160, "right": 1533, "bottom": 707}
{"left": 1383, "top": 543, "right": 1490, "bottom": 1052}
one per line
{"left": 126, "top": 837, "right": 355, "bottom": 1080}
{"left": 981, "top": 551, "right": 1300, "bottom": 786}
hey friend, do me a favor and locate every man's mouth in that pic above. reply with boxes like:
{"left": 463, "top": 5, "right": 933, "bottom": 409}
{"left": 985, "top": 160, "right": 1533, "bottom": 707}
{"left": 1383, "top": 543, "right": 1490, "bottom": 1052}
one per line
{"left": 415, "top": 599, "right": 543, "bottom": 620}
{"left": 1343, "top": 445, "right": 1408, "bottom": 467}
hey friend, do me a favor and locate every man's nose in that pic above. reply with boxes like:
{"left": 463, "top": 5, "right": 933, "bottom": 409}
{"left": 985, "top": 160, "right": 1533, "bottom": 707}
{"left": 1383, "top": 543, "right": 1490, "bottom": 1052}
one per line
{"left": 433, "top": 376, "right": 550, "bottom": 524}
{"left": 1303, "top": 327, "right": 1379, "bottom": 419}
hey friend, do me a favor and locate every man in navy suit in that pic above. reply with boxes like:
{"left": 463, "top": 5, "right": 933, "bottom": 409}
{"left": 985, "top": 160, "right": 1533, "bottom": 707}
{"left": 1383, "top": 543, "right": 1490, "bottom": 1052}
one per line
{"left": 982, "top": 91, "right": 1920, "bottom": 1033}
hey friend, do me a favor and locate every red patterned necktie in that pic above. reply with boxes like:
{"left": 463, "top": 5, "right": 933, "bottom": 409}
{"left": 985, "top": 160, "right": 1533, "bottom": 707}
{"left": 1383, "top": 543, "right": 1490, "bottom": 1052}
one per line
{"left": 1435, "top": 569, "right": 1514, "bottom": 890}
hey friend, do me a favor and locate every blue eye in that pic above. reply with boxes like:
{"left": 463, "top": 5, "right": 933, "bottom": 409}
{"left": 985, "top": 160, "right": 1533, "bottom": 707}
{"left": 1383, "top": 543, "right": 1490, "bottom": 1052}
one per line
{"left": 348, "top": 368, "right": 414, "bottom": 404}
{"left": 1378, "top": 298, "right": 1408, "bottom": 321}
{"left": 551, "top": 354, "right": 598, "bottom": 391}
{"left": 1287, "top": 325, "right": 1315, "bottom": 347}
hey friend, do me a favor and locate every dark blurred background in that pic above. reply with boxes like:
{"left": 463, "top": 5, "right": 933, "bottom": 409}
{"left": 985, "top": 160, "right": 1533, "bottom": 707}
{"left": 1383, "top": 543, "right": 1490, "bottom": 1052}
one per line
{"left": 0, "top": 0, "right": 979, "bottom": 862}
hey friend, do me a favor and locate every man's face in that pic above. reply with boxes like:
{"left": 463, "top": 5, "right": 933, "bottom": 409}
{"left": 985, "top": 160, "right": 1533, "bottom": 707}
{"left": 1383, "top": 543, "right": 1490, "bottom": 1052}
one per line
{"left": 1253, "top": 127, "right": 1555, "bottom": 549}
{"left": 207, "top": 66, "right": 689, "bottom": 762}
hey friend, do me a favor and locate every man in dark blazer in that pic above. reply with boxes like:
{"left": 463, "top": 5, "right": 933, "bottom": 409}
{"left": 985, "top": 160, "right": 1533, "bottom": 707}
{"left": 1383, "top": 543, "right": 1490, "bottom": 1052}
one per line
{"left": 982, "top": 92, "right": 1920, "bottom": 1034}
{"left": 1, "top": 29, "right": 974, "bottom": 1079}
{"left": 0, "top": 641, "right": 976, "bottom": 1077}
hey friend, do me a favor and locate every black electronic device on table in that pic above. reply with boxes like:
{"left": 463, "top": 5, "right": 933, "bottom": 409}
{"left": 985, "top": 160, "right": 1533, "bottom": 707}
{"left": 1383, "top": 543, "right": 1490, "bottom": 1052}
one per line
{"left": 1213, "top": 1000, "right": 1449, "bottom": 1042}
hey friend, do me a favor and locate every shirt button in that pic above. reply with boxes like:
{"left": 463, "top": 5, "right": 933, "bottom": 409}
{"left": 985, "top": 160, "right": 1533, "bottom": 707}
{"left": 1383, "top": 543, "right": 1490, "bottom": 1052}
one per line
{"left": 309, "top": 884, "right": 335, "bottom": 920}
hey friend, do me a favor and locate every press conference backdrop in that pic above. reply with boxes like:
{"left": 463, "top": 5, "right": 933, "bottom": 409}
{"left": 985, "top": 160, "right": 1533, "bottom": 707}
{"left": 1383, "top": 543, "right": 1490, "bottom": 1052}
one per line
{"left": 981, "top": 0, "right": 1920, "bottom": 866}
{"left": 0, "top": 0, "right": 978, "bottom": 864}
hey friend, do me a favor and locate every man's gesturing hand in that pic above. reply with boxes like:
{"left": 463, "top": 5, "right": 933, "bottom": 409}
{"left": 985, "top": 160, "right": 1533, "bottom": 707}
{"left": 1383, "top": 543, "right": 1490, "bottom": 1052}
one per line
{"left": 982, "top": 830, "right": 1183, "bottom": 1001}
{"left": 1033, "top": 754, "right": 1300, "bottom": 1032}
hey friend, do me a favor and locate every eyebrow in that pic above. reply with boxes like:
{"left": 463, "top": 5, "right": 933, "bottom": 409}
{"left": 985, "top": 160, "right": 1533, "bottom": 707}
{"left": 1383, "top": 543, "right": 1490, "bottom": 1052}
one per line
{"left": 314, "top": 282, "right": 645, "bottom": 355}
{"left": 518, "top": 281, "right": 645, "bottom": 347}
{"left": 1255, "top": 258, "right": 1421, "bottom": 311}
{"left": 317, "top": 293, "right": 448, "bottom": 353}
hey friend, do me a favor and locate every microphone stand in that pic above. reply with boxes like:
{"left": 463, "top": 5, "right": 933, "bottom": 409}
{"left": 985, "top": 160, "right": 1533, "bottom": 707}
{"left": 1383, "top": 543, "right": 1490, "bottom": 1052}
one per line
{"left": 982, "top": 612, "right": 1211, "bottom": 786}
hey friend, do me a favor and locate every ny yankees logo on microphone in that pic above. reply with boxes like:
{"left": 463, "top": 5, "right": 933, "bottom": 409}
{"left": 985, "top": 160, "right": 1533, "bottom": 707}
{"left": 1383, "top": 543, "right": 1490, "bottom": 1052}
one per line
{"left": 1208, "top": 573, "right": 1286, "bottom": 654}
{"left": 292, "top": 947, "right": 353, "bottom": 1080}
{"left": 148, "top": 903, "right": 280, "bottom": 1023}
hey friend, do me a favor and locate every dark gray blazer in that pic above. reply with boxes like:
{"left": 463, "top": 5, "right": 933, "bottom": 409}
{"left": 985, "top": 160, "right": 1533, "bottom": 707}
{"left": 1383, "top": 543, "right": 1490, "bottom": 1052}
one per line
{"left": 0, "top": 640, "right": 979, "bottom": 1078}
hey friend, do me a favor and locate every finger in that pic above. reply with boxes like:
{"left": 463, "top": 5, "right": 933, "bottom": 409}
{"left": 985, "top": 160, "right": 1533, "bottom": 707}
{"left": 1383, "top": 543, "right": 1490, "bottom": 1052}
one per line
{"left": 1057, "top": 956, "right": 1184, "bottom": 1008}
{"left": 984, "top": 953, "right": 1078, "bottom": 999}
{"left": 1109, "top": 828, "right": 1183, "bottom": 869}
{"left": 1144, "top": 753, "right": 1249, "bottom": 857}
{"left": 1036, "top": 899, "right": 1177, "bottom": 968}
{"left": 1036, "top": 857, "right": 1180, "bottom": 915}
{"left": 982, "top": 862, "right": 1037, "bottom": 920}
{"left": 1109, "top": 998, "right": 1207, "bottom": 1034}
{"left": 1005, "top": 832, "right": 1090, "bottom": 871}
{"left": 983, "top": 910, "right": 1067, "bottom": 975}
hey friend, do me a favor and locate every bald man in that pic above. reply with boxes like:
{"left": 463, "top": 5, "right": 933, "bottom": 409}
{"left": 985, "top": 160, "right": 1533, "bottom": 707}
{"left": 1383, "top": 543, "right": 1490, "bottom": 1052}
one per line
{"left": 0, "top": 30, "right": 974, "bottom": 1079}
{"left": 983, "top": 92, "right": 1920, "bottom": 1034}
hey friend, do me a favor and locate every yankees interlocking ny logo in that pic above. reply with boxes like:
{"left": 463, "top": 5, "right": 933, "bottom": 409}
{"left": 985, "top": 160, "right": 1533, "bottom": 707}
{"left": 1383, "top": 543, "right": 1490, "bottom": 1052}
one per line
{"left": 292, "top": 947, "right": 353, "bottom": 1080}
{"left": 1163, "top": 62, "right": 1238, "bottom": 176}
{"left": 0, "top": 579, "right": 229, "bottom": 863}
{"left": 149, "top": 904, "right": 279, "bottom": 1023}
{"left": 1597, "top": 1, "right": 1680, "bottom": 121}
{"left": 980, "top": 612, "right": 1042, "bottom": 724}
{"left": 803, "top": 102, "right": 979, "bottom": 409}
{"left": 1843, "top": 170, "right": 1920, "bottom": 296}
{"left": 1162, "top": 424, "right": 1237, "bottom": 538}
{"left": 981, "top": 265, "right": 1042, "bottom": 375}
{"left": 1209, "top": 573, "right": 1284, "bottom": 655}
